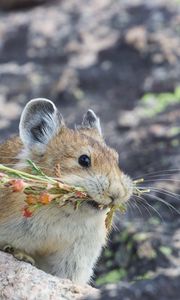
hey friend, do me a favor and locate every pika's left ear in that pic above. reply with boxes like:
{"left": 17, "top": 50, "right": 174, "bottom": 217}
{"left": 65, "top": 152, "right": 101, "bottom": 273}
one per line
{"left": 19, "top": 98, "right": 64, "bottom": 154}
{"left": 81, "top": 109, "right": 102, "bottom": 136}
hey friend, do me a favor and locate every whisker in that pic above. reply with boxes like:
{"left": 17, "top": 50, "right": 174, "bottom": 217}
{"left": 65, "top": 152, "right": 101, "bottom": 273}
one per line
{"left": 152, "top": 188, "right": 180, "bottom": 200}
{"left": 126, "top": 200, "right": 147, "bottom": 225}
{"left": 146, "top": 193, "right": 180, "bottom": 215}
{"left": 137, "top": 186, "right": 180, "bottom": 201}
{"left": 134, "top": 168, "right": 180, "bottom": 179}
{"left": 131, "top": 197, "right": 144, "bottom": 218}
{"left": 142, "top": 174, "right": 180, "bottom": 180}
{"left": 126, "top": 200, "right": 135, "bottom": 218}
{"left": 134, "top": 194, "right": 164, "bottom": 222}
{"left": 149, "top": 188, "right": 179, "bottom": 201}
{"left": 143, "top": 179, "right": 180, "bottom": 183}
{"left": 134, "top": 196, "right": 152, "bottom": 218}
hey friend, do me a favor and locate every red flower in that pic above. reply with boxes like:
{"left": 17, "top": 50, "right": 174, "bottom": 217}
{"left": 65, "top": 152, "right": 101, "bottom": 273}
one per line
{"left": 8, "top": 179, "right": 25, "bottom": 192}
{"left": 75, "top": 191, "right": 87, "bottom": 199}
{"left": 22, "top": 206, "right": 33, "bottom": 218}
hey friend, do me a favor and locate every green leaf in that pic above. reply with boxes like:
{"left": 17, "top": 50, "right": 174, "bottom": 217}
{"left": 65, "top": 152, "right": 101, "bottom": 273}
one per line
{"left": 141, "top": 87, "right": 180, "bottom": 117}
{"left": 159, "top": 246, "right": 172, "bottom": 256}
{"left": 96, "top": 269, "right": 127, "bottom": 285}
{"left": 26, "top": 160, "right": 46, "bottom": 177}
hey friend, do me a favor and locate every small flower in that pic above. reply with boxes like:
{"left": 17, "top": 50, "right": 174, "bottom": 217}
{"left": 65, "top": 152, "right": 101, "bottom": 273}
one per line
{"left": 39, "top": 192, "right": 53, "bottom": 204}
{"left": 0, "top": 172, "right": 5, "bottom": 179}
{"left": 8, "top": 179, "right": 26, "bottom": 192}
{"left": 22, "top": 206, "right": 33, "bottom": 218}
{"left": 25, "top": 195, "right": 38, "bottom": 205}
{"left": 75, "top": 191, "right": 87, "bottom": 199}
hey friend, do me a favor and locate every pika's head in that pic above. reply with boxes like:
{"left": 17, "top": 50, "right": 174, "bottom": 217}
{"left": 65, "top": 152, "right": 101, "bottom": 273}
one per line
{"left": 19, "top": 99, "right": 133, "bottom": 208}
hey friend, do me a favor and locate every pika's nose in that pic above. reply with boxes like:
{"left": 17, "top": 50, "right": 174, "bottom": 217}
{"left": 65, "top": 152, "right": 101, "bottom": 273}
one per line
{"left": 108, "top": 174, "right": 133, "bottom": 204}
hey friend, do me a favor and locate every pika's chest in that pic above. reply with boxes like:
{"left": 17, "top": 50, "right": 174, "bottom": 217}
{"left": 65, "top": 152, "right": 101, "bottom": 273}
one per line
{"left": 27, "top": 209, "right": 108, "bottom": 256}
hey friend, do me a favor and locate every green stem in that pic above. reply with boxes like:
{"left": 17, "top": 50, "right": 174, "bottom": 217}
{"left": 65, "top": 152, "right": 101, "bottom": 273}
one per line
{"left": 0, "top": 164, "right": 56, "bottom": 184}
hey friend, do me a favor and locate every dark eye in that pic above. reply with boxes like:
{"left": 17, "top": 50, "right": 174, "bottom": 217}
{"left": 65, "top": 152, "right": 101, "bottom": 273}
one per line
{"left": 78, "top": 155, "right": 91, "bottom": 168}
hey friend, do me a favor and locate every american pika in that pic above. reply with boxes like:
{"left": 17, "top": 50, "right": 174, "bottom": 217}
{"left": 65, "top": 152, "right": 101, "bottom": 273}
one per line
{"left": 0, "top": 99, "right": 133, "bottom": 284}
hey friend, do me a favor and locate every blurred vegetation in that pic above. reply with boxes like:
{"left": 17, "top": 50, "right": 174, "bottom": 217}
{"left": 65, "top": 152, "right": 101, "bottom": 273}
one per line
{"left": 141, "top": 87, "right": 180, "bottom": 117}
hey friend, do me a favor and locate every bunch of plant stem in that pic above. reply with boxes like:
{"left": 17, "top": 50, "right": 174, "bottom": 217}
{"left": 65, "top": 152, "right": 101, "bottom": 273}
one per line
{"left": 0, "top": 161, "right": 150, "bottom": 229}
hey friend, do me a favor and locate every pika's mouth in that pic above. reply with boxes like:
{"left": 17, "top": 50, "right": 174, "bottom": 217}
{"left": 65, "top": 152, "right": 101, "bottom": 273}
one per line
{"left": 86, "top": 200, "right": 109, "bottom": 210}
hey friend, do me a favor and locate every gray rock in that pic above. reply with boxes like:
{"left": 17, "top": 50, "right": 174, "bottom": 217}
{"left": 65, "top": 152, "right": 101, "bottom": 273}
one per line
{"left": 0, "top": 0, "right": 46, "bottom": 9}
{"left": 0, "top": 251, "right": 98, "bottom": 300}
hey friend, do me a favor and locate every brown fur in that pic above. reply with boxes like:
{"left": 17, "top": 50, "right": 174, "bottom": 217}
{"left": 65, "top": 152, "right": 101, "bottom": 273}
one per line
{"left": 0, "top": 128, "right": 118, "bottom": 221}
{"left": 0, "top": 136, "right": 23, "bottom": 165}
{"left": 0, "top": 104, "right": 132, "bottom": 284}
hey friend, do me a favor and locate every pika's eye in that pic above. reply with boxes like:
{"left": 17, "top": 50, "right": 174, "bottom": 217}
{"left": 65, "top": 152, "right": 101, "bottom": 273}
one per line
{"left": 78, "top": 155, "right": 91, "bottom": 168}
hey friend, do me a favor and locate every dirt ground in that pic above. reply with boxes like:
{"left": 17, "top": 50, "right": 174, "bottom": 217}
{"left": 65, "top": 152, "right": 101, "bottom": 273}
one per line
{"left": 0, "top": 0, "right": 179, "bottom": 294}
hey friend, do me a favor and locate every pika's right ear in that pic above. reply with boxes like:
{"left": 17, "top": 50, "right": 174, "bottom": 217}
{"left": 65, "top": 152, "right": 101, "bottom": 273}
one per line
{"left": 19, "top": 98, "right": 64, "bottom": 154}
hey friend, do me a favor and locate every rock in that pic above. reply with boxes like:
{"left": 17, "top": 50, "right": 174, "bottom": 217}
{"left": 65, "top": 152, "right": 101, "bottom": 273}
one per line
{"left": 125, "top": 26, "right": 148, "bottom": 52}
{"left": 117, "top": 110, "right": 140, "bottom": 130}
{"left": 0, "top": 0, "right": 46, "bottom": 10}
{"left": 0, "top": 251, "right": 98, "bottom": 300}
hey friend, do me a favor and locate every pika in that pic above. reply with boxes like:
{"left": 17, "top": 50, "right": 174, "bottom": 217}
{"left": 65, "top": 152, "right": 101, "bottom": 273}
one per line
{"left": 0, "top": 99, "right": 133, "bottom": 284}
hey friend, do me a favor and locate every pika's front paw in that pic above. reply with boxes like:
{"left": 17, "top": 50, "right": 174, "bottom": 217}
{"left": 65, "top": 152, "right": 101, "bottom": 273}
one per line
{"left": 3, "top": 244, "right": 35, "bottom": 266}
{"left": 3, "top": 244, "right": 15, "bottom": 254}
{"left": 13, "top": 251, "right": 35, "bottom": 266}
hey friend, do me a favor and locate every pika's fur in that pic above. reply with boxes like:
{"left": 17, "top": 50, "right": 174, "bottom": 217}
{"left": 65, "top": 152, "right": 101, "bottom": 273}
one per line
{"left": 0, "top": 99, "right": 133, "bottom": 284}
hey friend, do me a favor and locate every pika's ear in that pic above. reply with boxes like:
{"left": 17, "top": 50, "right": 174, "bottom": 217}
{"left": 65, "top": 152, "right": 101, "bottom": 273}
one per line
{"left": 19, "top": 98, "right": 64, "bottom": 154}
{"left": 81, "top": 109, "right": 102, "bottom": 136}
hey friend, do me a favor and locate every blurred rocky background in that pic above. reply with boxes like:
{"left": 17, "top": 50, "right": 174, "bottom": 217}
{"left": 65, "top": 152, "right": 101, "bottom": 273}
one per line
{"left": 0, "top": 0, "right": 179, "bottom": 299}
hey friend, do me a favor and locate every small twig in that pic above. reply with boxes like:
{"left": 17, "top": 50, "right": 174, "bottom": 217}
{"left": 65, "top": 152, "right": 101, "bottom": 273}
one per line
{"left": 54, "top": 164, "right": 61, "bottom": 178}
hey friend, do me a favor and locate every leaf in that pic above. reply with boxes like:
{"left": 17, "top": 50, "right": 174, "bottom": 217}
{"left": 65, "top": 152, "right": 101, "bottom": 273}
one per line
{"left": 96, "top": 269, "right": 127, "bottom": 285}
{"left": 74, "top": 200, "right": 82, "bottom": 210}
{"left": 105, "top": 207, "right": 115, "bottom": 230}
{"left": 26, "top": 160, "right": 46, "bottom": 177}
{"left": 159, "top": 246, "right": 172, "bottom": 256}
{"left": 118, "top": 203, "right": 127, "bottom": 213}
